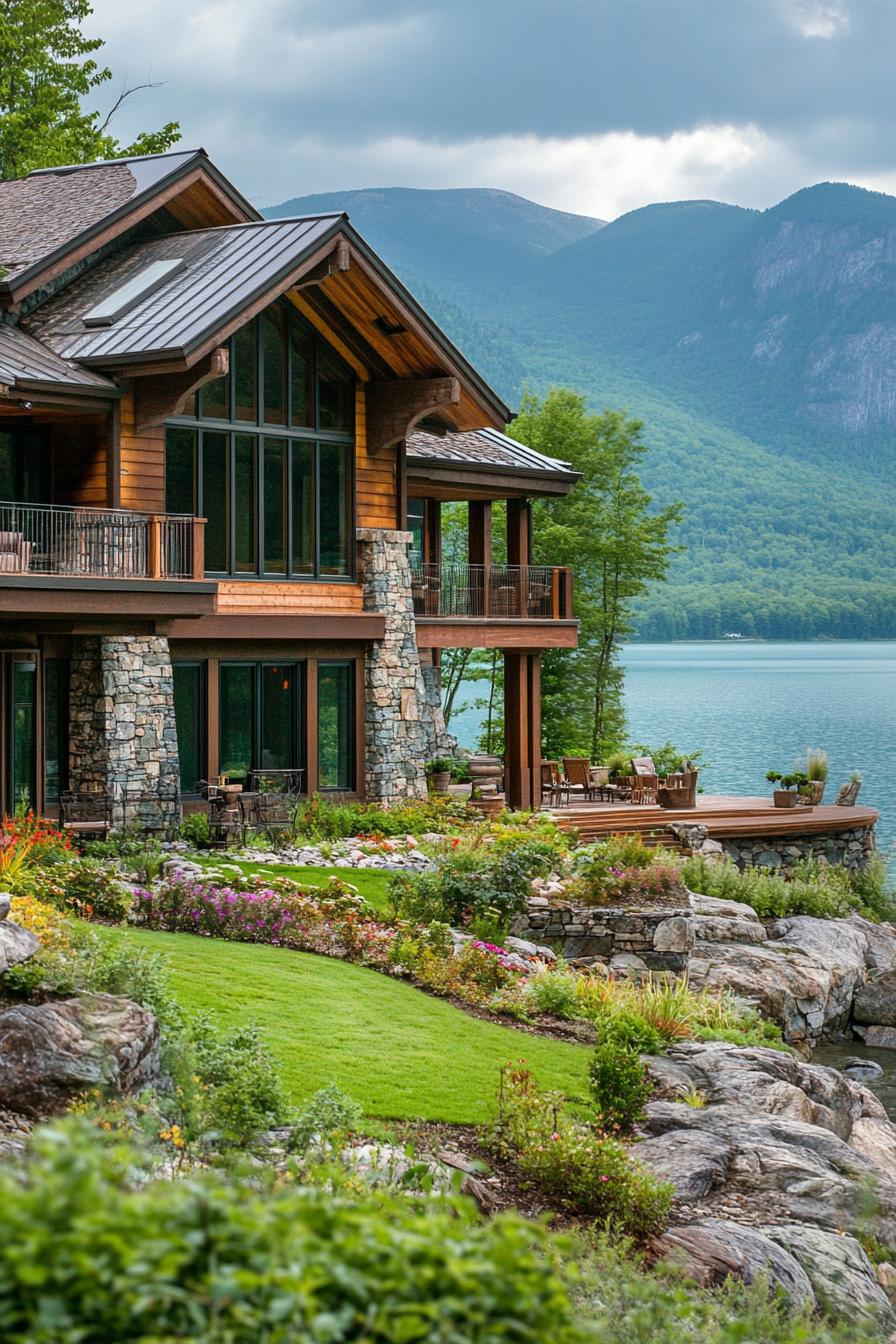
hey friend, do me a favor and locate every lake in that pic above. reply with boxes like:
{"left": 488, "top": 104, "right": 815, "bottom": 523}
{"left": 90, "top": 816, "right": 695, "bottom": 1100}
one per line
{"left": 449, "top": 641, "right": 896, "bottom": 856}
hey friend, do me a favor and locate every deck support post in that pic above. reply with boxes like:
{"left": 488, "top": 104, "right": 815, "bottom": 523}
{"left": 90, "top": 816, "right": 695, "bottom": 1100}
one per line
{"left": 504, "top": 650, "right": 541, "bottom": 811}
{"left": 468, "top": 500, "right": 492, "bottom": 617}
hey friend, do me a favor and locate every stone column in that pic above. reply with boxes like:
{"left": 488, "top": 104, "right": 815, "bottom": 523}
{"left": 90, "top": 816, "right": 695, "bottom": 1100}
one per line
{"left": 68, "top": 635, "right": 181, "bottom": 830}
{"left": 419, "top": 651, "right": 457, "bottom": 759}
{"left": 356, "top": 527, "right": 429, "bottom": 802}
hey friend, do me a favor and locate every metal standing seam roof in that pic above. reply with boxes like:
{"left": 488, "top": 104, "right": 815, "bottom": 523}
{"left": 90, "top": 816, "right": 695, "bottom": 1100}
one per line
{"left": 0, "top": 322, "right": 116, "bottom": 391}
{"left": 25, "top": 216, "right": 345, "bottom": 364}
{"left": 407, "top": 426, "right": 578, "bottom": 478}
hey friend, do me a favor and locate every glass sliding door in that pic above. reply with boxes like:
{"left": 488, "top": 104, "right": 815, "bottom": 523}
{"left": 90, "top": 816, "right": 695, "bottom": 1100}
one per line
{"left": 259, "top": 664, "right": 297, "bottom": 770}
{"left": 8, "top": 655, "right": 37, "bottom": 810}
{"left": 219, "top": 663, "right": 254, "bottom": 783}
{"left": 317, "top": 662, "right": 354, "bottom": 791}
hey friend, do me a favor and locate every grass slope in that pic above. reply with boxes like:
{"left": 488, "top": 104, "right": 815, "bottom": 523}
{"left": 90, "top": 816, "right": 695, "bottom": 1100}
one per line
{"left": 102, "top": 926, "right": 591, "bottom": 1122}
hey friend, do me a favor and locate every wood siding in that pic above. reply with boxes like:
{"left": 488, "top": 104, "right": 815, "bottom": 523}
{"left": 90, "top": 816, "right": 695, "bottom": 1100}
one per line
{"left": 355, "top": 384, "right": 398, "bottom": 529}
{"left": 214, "top": 581, "right": 363, "bottom": 614}
{"left": 119, "top": 388, "right": 166, "bottom": 513}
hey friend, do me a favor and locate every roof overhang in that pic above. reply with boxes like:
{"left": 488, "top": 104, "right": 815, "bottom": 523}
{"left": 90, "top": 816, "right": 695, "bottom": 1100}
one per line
{"left": 406, "top": 454, "right": 580, "bottom": 499}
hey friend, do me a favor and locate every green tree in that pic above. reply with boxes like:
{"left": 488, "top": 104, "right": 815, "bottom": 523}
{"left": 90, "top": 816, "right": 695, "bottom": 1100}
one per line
{"left": 516, "top": 388, "right": 682, "bottom": 759}
{"left": 0, "top": 0, "right": 180, "bottom": 181}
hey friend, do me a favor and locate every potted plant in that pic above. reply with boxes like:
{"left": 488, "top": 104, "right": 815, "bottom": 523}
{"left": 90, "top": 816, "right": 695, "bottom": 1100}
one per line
{"left": 467, "top": 783, "right": 504, "bottom": 819}
{"left": 425, "top": 757, "right": 454, "bottom": 794}
{"left": 804, "top": 748, "right": 829, "bottom": 805}
{"left": 766, "top": 771, "right": 811, "bottom": 809}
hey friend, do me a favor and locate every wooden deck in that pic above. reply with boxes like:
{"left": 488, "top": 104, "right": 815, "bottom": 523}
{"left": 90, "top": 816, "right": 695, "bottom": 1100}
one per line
{"left": 546, "top": 794, "right": 879, "bottom": 844}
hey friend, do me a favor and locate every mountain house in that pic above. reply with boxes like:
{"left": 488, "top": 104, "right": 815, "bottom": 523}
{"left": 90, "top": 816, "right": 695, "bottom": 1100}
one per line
{"left": 0, "top": 148, "right": 578, "bottom": 824}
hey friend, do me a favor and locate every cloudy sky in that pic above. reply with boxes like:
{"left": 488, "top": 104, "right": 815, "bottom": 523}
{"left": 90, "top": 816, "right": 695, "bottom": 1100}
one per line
{"left": 87, "top": 0, "right": 895, "bottom": 219}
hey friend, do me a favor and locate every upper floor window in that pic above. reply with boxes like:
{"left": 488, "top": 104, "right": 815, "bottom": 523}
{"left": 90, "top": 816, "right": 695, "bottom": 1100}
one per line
{"left": 165, "top": 301, "right": 354, "bottom": 580}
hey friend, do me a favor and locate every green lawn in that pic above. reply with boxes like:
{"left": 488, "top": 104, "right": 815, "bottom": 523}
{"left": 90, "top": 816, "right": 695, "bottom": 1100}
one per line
{"left": 193, "top": 857, "right": 394, "bottom": 915}
{"left": 100, "top": 926, "right": 591, "bottom": 1123}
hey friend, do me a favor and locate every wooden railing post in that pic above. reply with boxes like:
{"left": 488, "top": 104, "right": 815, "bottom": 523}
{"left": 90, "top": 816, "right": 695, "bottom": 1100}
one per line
{"left": 561, "top": 567, "right": 573, "bottom": 619}
{"left": 551, "top": 568, "right": 561, "bottom": 620}
{"left": 192, "top": 517, "right": 206, "bottom": 580}
{"left": 147, "top": 515, "right": 162, "bottom": 579}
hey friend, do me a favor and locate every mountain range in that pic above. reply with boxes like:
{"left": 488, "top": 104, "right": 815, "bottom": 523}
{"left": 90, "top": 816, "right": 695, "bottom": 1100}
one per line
{"left": 265, "top": 182, "right": 896, "bottom": 640}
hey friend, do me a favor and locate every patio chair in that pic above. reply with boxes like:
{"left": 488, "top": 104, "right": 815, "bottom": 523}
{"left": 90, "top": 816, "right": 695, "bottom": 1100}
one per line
{"left": 59, "top": 790, "right": 112, "bottom": 839}
{"left": 238, "top": 791, "right": 293, "bottom": 844}
{"left": 0, "top": 530, "right": 32, "bottom": 573}
{"left": 245, "top": 768, "right": 304, "bottom": 796}
{"left": 589, "top": 766, "right": 612, "bottom": 801}
{"left": 541, "top": 760, "right": 570, "bottom": 807}
{"left": 562, "top": 757, "right": 595, "bottom": 801}
{"left": 197, "top": 781, "right": 242, "bottom": 847}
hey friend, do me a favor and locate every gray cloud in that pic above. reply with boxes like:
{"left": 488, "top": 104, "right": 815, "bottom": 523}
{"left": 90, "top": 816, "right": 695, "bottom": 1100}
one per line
{"left": 86, "top": 0, "right": 896, "bottom": 214}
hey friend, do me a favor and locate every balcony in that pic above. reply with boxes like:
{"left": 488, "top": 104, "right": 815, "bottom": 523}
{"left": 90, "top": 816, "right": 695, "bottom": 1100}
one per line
{"left": 411, "top": 562, "right": 577, "bottom": 649}
{"left": 0, "top": 500, "right": 214, "bottom": 624}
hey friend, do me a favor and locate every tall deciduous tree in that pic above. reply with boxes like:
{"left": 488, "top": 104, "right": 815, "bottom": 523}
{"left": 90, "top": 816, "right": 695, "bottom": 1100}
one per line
{"left": 0, "top": 0, "right": 180, "bottom": 181}
{"left": 515, "top": 388, "right": 683, "bottom": 760}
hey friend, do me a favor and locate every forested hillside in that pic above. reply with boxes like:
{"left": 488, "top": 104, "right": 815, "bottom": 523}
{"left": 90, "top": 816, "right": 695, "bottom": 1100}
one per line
{"left": 266, "top": 183, "right": 896, "bottom": 639}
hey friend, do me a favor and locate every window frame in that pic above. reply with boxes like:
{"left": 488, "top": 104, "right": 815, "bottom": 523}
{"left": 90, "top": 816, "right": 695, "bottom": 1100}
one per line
{"left": 217, "top": 659, "right": 306, "bottom": 784}
{"left": 316, "top": 659, "right": 355, "bottom": 793}
{"left": 165, "top": 300, "right": 356, "bottom": 582}
{"left": 171, "top": 660, "right": 207, "bottom": 797}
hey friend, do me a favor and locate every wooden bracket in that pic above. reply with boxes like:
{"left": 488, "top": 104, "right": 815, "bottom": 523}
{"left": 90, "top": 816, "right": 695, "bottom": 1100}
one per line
{"left": 367, "top": 376, "right": 461, "bottom": 456}
{"left": 293, "top": 239, "right": 351, "bottom": 293}
{"left": 133, "top": 345, "right": 229, "bottom": 431}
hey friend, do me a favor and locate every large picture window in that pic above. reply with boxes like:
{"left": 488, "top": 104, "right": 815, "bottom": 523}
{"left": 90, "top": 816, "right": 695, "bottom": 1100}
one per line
{"left": 165, "top": 301, "right": 355, "bottom": 580}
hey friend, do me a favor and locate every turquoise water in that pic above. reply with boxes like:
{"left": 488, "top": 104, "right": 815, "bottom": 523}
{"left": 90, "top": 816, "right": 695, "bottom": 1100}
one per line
{"left": 449, "top": 641, "right": 896, "bottom": 855}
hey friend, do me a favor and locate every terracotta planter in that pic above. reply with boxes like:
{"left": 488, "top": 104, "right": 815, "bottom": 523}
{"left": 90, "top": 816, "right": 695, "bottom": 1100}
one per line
{"left": 468, "top": 797, "right": 504, "bottom": 820}
{"left": 428, "top": 772, "right": 451, "bottom": 793}
{"left": 772, "top": 790, "right": 799, "bottom": 808}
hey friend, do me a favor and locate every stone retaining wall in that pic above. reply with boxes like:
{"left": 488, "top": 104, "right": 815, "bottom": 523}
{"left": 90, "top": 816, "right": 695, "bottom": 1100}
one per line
{"left": 719, "top": 825, "right": 876, "bottom": 873}
{"left": 512, "top": 900, "right": 694, "bottom": 974}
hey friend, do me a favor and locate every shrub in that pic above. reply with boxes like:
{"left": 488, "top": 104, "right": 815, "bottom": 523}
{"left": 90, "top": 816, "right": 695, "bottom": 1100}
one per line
{"left": 0, "top": 1120, "right": 580, "bottom": 1342}
{"left": 522, "top": 965, "right": 581, "bottom": 1019}
{"left": 291, "top": 793, "right": 475, "bottom": 840}
{"left": 682, "top": 853, "right": 896, "bottom": 923}
{"left": 489, "top": 1064, "right": 671, "bottom": 1238}
{"left": 180, "top": 810, "right": 213, "bottom": 847}
{"left": 290, "top": 1085, "right": 362, "bottom": 1154}
{"left": 189, "top": 1017, "right": 292, "bottom": 1142}
{"left": 389, "top": 839, "right": 555, "bottom": 933}
{"left": 10, "top": 853, "right": 132, "bottom": 921}
{"left": 590, "top": 1038, "right": 654, "bottom": 1136}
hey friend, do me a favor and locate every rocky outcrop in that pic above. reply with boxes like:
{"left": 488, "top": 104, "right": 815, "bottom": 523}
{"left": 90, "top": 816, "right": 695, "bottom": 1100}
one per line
{"left": 689, "top": 910, "right": 896, "bottom": 1046}
{"left": 642, "top": 1043, "right": 896, "bottom": 1324}
{"left": 854, "top": 971, "right": 896, "bottom": 1027}
{"left": 0, "top": 993, "right": 161, "bottom": 1117}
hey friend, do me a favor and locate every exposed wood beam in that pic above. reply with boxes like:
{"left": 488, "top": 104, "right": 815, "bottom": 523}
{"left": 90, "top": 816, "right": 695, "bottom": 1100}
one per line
{"left": 133, "top": 346, "right": 229, "bottom": 431}
{"left": 367, "top": 376, "right": 461, "bottom": 456}
{"left": 295, "top": 287, "right": 391, "bottom": 379}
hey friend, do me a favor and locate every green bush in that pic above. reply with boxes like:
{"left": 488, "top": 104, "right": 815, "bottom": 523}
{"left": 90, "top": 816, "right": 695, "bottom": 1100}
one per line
{"left": 15, "top": 853, "right": 131, "bottom": 921}
{"left": 291, "top": 793, "right": 475, "bottom": 839}
{"left": 490, "top": 1064, "right": 671, "bottom": 1239}
{"left": 389, "top": 839, "right": 555, "bottom": 932}
{"left": 590, "top": 1038, "right": 654, "bottom": 1137}
{"left": 0, "top": 1120, "right": 581, "bottom": 1343}
{"left": 682, "top": 853, "right": 896, "bottom": 922}
{"left": 289, "top": 1085, "right": 362, "bottom": 1154}
{"left": 189, "top": 1017, "right": 292, "bottom": 1143}
{"left": 179, "top": 810, "right": 212, "bottom": 848}
{"left": 522, "top": 966, "right": 581, "bottom": 1019}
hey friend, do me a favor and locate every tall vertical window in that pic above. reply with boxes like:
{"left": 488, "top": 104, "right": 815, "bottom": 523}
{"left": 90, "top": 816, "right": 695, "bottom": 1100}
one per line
{"left": 165, "top": 301, "right": 354, "bottom": 580}
{"left": 407, "top": 497, "right": 425, "bottom": 562}
{"left": 172, "top": 663, "right": 205, "bottom": 794}
{"left": 43, "top": 658, "right": 69, "bottom": 804}
{"left": 317, "top": 662, "right": 354, "bottom": 791}
{"left": 9, "top": 655, "right": 37, "bottom": 810}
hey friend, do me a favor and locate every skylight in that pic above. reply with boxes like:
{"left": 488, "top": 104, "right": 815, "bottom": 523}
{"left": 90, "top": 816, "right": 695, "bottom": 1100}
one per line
{"left": 83, "top": 257, "right": 186, "bottom": 327}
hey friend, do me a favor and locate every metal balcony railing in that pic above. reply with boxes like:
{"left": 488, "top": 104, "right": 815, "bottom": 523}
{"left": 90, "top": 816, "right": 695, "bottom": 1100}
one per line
{"left": 410, "top": 562, "right": 573, "bottom": 620}
{"left": 0, "top": 501, "right": 205, "bottom": 581}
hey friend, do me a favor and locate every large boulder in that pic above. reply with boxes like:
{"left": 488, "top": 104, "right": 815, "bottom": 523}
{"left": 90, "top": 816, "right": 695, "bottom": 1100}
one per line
{"left": 0, "top": 919, "right": 39, "bottom": 976}
{"left": 651, "top": 1218, "right": 815, "bottom": 1306}
{"left": 761, "top": 1223, "right": 895, "bottom": 1325}
{"left": 688, "top": 916, "right": 870, "bottom": 1044}
{"left": 854, "top": 970, "right": 896, "bottom": 1027}
{"left": 0, "top": 993, "right": 160, "bottom": 1117}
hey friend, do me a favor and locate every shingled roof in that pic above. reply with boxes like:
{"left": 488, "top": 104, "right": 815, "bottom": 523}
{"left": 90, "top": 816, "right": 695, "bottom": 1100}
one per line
{"left": 0, "top": 150, "right": 257, "bottom": 297}
{"left": 407, "top": 427, "right": 578, "bottom": 482}
{"left": 0, "top": 322, "right": 116, "bottom": 394}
